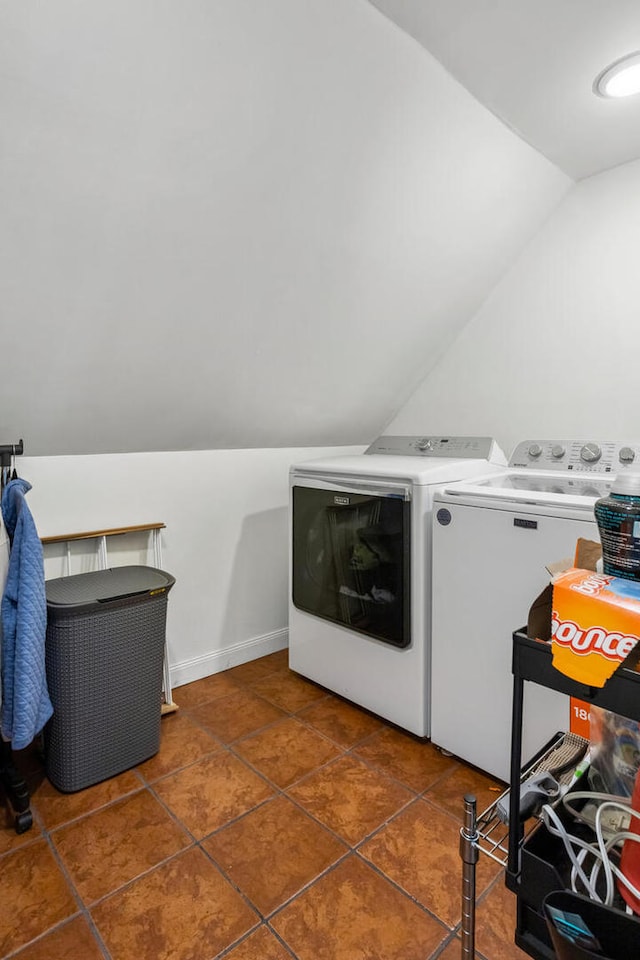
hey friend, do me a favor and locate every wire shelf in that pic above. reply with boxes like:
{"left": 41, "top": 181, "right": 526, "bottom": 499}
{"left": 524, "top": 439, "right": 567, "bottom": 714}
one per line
{"left": 474, "top": 731, "right": 590, "bottom": 867}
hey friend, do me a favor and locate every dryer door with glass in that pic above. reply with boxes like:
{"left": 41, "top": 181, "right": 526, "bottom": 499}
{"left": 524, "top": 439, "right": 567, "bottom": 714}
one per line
{"left": 291, "top": 481, "right": 411, "bottom": 648}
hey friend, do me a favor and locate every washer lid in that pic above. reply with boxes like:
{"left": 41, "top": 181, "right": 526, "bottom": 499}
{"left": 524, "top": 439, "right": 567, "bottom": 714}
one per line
{"left": 436, "top": 469, "right": 613, "bottom": 508}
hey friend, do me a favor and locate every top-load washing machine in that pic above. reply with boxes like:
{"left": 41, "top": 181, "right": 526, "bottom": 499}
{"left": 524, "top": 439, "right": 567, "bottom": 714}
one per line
{"left": 288, "top": 435, "right": 506, "bottom": 737}
{"left": 430, "top": 438, "right": 640, "bottom": 781}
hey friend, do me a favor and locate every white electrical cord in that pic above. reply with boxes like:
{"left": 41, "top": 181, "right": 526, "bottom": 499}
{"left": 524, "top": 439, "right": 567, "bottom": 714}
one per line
{"left": 541, "top": 792, "right": 640, "bottom": 910}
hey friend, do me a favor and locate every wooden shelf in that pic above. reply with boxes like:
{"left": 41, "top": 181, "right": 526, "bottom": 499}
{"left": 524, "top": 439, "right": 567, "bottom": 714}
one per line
{"left": 41, "top": 523, "right": 166, "bottom": 545}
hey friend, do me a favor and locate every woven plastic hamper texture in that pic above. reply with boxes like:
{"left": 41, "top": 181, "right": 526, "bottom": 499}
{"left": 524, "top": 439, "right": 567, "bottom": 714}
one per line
{"left": 44, "top": 567, "right": 173, "bottom": 792}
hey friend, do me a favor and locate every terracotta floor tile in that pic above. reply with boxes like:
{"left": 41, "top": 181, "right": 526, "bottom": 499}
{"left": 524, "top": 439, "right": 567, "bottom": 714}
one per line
{"left": 234, "top": 717, "right": 341, "bottom": 788}
{"left": 137, "top": 711, "right": 221, "bottom": 782}
{"left": 0, "top": 652, "right": 532, "bottom": 960}
{"left": 92, "top": 846, "right": 259, "bottom": 960}
{"left": 52, "top": 788, "right": 191, "bottom": 902}
{"left": 0, "top": 811, "right": 42, "bottom": 855}
{"left": 360, "top": 797, "right": 500, "bottom": 927}
{"left": 261, "top": 649, "right": 290, "bottom": 670}
{"left": 224, "top": 924, "right": 294, "bottom": 959}
{"left": 475, "top": 876, "right": 530, "bottom": 959}
{"left": 172, "top": 672, "right": 242, "bottom": 709}
{"left": 204, "top": 795, "right": 347, "bottom": 915}
{"left": 287, "top": 754, "right": 412, "bottom": 845}
{"left": 189, "top": 688, "right": 286, "bottom": 743}
{"left": 435, "top": 937, "right": 465, "bottom": 960}
{"left": 30, "top": 768, "right": 143, "bottom": 830}
{"left": 425, "top": 764, "right": 504, "bottom": 822}
{"left": 154, "top": 751, "right": 273, "bottom": 838}
{"left": 246, "top": 671, "right": 327, "bottom": 712}
{"left": 271, "top": 855, "right": 446, "bottom": 960}
{"left": 298, "top": 696, "right": 384, "bottom": 748}
{"left": 354, "top": 726, "right": 458, "bottom": 792}
{"left": 226, "top": 652, "right": 290, "bottom": 684}
{"left": 10, "top": 915, "right": 104, "bottom": 960}
{"left": 0, "top": 839, "right": 78, "bottom": 955}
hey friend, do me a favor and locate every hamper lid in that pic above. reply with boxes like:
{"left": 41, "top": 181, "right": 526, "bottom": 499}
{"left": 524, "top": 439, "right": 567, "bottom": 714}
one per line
{"left": 46, "top": 565, "right": 175, "bottom": 608}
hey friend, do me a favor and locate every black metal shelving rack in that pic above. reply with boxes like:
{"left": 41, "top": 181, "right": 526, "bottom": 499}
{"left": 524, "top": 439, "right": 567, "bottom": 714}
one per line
{"left": 459, "top": 630, "right": 640, "bottom": 960}
{"left": 507, "top": 631, "right": 640, "bottom": 959}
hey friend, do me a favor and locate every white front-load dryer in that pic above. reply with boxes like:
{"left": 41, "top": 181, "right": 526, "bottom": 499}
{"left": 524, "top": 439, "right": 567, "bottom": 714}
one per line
{"left": 288, "top": 435, "right": 506, "bottom": 737}
{"left": 431, "top": 438, "right": 640, "bottom": 781}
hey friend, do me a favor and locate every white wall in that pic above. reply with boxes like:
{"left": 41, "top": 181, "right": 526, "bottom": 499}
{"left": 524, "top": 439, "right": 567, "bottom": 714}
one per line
{"left": 0, "top": 0, "right": 569, "bottom": 457}
{"left": 20, "top": 445, "right": 363, "bottom": 687}
{"left": 386, "top": 158, "right": 640, "bottom": 456}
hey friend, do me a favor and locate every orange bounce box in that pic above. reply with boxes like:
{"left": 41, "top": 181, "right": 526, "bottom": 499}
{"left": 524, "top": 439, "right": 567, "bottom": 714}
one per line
{"left": 551, "top": 568, "right": 640, "bottom": 686}
{"left": 528, "top": 539, "right": 640, "bottom": 690}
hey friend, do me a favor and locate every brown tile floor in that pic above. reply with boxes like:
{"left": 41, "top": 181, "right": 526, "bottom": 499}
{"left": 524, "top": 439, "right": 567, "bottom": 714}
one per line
{"left": 0, "top": 649, "right": 530, "bottom": 960}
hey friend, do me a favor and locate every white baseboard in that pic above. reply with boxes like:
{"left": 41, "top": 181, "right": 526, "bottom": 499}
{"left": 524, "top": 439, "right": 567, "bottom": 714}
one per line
{"left": 169, "top": 628, "right": 289, "bottom": 690}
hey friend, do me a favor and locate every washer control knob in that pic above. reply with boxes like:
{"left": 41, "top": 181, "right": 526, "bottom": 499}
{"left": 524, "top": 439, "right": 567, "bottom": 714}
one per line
{"left": 580, "top": 443, "right": 602, "bottom": 463}
{"left": 528, "top": 443, "right": 543, "bottom": 458}
{"left": 551, "top": 444, "right": 566, "bottom": 459}
{"left": 416, "top": 438, "right": 433, "bottom": 452}
{"left": 620, "top": 446, "right": 636, "bottom": 464}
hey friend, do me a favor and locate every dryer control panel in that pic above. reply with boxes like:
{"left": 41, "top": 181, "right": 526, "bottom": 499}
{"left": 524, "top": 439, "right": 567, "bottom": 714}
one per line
{"left": 509, "top": 440, "right": 640, "bottom": 473}
{"left": 365, "top": 436, "right": 497, "bottom": 458}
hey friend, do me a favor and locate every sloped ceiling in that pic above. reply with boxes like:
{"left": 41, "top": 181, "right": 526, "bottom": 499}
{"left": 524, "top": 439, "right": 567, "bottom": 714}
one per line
{"left": 369, "top": 0, "right": 640, "bottom": 180}
{"left": 0, "top": 0, "right": 568, "bottom": 456}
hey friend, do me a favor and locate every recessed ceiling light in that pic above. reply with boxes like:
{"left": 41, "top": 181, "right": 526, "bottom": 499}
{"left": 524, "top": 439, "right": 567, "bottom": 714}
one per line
{"left": 594, "top": 52, "right": 640, "bottom": 98}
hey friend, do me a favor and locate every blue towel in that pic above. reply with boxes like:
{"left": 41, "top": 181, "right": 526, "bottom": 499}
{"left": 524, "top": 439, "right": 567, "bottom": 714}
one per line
{"left": 1, "top": 478, "right": 52, "bottom": 749}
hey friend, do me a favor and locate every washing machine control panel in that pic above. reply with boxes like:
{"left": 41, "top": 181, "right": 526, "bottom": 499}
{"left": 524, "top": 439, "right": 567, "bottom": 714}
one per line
{"left": 509, "top": 440, "right": 640, "bottom": 472}
{"left": 365, "top": 436, "right": 496, "bottom": 458}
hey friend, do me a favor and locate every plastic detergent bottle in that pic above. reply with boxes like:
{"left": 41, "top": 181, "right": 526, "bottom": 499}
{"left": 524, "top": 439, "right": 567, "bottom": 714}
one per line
{"left": 595, "top": 472, "right": 640, "bottom": 581}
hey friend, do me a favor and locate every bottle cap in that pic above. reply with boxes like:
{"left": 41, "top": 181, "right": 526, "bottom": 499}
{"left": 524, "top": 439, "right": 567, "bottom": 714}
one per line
{"left": 611, "top": 472, "right": 640, "bottom": 496}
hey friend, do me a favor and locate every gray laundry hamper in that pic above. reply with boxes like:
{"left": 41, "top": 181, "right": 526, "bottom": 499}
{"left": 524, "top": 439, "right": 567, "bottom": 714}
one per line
{"left": 44, "top": 565, "right": 175, "bottom": 792}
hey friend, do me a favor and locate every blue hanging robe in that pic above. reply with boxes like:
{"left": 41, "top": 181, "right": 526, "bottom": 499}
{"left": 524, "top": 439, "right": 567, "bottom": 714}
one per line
{"left": 1, "top": 478, "right": 52, "bottom": 749}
